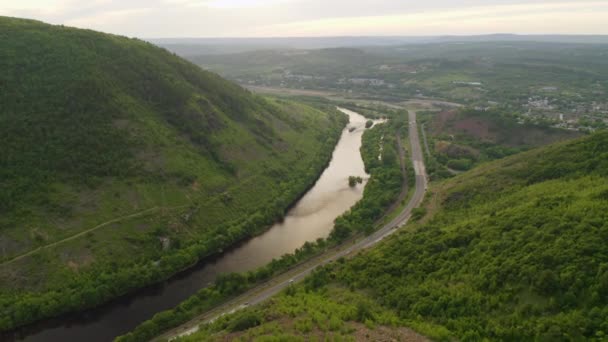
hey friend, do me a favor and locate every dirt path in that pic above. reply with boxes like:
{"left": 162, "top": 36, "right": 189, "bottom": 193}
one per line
{"left": 1, "top": 205, "right": 189, "bottom": 266}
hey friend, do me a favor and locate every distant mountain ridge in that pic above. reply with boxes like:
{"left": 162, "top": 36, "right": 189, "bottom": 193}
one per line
{"left": 152, "top": 34, "right": 608, "bottom": 55}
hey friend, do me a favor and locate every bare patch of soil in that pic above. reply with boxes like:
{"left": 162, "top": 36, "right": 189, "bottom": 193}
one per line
{"left": 431, "top": 110, "right": 458, "bottom": 133}
{"left": 453, "top": 118, "right": 493, "bottom": 141}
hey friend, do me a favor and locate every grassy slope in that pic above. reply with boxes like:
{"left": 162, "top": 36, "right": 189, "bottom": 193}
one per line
{"left": 0, "top": 17, "right": 345, "bottom": 330}
{"left": 183, "top": 131, "right": 608, "bottom": 341}
{"left": 178, "top": 285, "right": 427, "bottom": 342}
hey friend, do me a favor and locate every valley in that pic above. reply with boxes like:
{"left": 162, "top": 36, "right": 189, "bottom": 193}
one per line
{"left": 181, "top": 42, "right": 608, "bottom": 133}
{"left": 0, "top": 16, "right": 344, "bottom": 338}
{"left": 172, "top": 121, "right": 608, "bottom": 342}
{"left": 157, "top": 107, "right": 427, "bottom": 341}
{"left": 6, "top": 109, "right": 382, "bottom": 342}
{"left": 2, "top": 6, "right": 608, "bottom": 342}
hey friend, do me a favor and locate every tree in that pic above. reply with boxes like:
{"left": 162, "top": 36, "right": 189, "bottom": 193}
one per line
{"left": 348, "top": 176, "right": 363, "bottom": 187}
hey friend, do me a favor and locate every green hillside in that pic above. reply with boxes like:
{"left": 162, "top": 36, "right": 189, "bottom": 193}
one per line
{"left": 182, "top": 131, "right": 608, "bottom": 341}
{"left": 0, "top": 17, "right": 345, "bottom": 330}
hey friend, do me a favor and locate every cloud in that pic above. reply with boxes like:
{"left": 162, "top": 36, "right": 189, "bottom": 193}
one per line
{"left": 0, "top": 0, "right": 607, "bottom": 37}
{"left": 64, "top": 7, "right": 153, "bottom": 30}
{"left": 251, "top": 1, "right": 608, "bottom": 36}
{"left": 204, "top": 0, "right": 299, "bottom": 9}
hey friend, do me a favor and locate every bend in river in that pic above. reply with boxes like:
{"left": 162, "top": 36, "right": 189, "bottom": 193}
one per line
{"left": 11, "top": 108, "right": 378, "bottom": 342}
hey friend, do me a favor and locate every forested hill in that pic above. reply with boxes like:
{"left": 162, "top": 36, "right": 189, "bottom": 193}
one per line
{"left": 0, "top": 17, "right": 345, "bottom": 330}
{"left": 182, "top": 131, "right": 608, "bottom": 341}
{"left": 1, "top": 16, "right": 310, "bottom": 208}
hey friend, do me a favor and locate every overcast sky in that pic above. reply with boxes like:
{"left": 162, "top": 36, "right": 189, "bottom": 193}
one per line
{"left": 1, "top": 0, "right": 607, "bottom": 38}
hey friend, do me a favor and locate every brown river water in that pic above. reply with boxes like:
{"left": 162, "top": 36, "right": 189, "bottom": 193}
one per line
{"left": 9, "top": 108, "right": 376, "bottom": 342}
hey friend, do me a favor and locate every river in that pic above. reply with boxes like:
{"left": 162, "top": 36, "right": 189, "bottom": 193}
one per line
{"left": 10, "top": 108, "right": 375, "bottom": 342}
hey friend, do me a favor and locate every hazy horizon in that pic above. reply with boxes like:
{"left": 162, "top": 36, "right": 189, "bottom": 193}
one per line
{"left": 151, "top": 33, "right": 608, "bottom": 39}
{"left": 1, "top": 0, "right": 607, "bottom": 38}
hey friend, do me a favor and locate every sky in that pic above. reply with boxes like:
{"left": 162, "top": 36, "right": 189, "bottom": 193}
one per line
{"left": 1, "top": 0, "right": 607, "bottom": 38}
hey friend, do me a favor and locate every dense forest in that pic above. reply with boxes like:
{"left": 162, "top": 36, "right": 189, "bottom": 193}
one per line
{"left": 0, "top": 17, "right": 346, "bottom": 331}
{"left": 179, "top": 131, "right": 608, "bottom": 341}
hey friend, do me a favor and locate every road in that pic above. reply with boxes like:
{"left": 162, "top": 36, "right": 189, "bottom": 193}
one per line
{"left": 160, "top": 110, "right": 428, "bottom": 341}
{"left": 246, "top": 86, "right": 462, "bottom": 110}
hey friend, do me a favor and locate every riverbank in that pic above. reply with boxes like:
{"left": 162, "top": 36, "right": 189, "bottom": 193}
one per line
{"left": 2, "top": 104, "right": 346, "bottom": 342}
{"left": 120, "top": 109, "right": 407, "bottom": 342}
